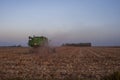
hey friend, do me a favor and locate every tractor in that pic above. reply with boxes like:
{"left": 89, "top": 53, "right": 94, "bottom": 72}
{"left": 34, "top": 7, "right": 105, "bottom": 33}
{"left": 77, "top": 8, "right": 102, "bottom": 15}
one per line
{"left": 28, "top": 35, "right": 55, "bottom": 53}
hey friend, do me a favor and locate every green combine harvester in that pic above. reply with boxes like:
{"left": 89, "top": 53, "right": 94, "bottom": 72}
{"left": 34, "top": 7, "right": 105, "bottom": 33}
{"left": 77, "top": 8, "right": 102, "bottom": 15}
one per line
{"left": 28, "top": 36, "right": 48, "bottom": 48}
{"left": 28, "top": 35, "right": 51, "bottom": 53}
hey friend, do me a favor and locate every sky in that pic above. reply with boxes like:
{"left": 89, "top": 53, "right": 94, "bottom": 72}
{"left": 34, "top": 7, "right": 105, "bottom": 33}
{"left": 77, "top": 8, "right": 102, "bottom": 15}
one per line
{"left": 0, "top": 0, "right": 120, "bottom": 46}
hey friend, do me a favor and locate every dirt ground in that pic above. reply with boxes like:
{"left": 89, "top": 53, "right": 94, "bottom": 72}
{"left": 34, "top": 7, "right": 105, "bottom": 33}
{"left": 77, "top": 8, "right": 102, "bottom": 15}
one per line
{"left": 0, "top": 46, "right": 120, "bottom": 80}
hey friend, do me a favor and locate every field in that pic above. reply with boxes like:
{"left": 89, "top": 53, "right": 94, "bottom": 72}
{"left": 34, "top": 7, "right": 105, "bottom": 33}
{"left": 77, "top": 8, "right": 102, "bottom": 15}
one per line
{"left": 0, "top": 46, "right": 120, "bottom": 80}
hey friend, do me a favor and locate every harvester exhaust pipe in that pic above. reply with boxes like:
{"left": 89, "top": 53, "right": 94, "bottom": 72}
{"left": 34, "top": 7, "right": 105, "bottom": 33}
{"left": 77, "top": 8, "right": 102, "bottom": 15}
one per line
{"left": 29, "top": 36, "right": 32, "bottom": 39}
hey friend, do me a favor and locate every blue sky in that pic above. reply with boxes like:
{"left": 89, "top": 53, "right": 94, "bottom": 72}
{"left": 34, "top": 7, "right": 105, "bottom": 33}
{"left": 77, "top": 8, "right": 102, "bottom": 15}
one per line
{"left": 0, "top": 0, "right": 120, "bottom": 46}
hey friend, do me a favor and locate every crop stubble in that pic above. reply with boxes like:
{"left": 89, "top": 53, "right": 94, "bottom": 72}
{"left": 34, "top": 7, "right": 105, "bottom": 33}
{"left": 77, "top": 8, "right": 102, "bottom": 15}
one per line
{"left": 0, "top": 47, "right": 120, "bottom": 80}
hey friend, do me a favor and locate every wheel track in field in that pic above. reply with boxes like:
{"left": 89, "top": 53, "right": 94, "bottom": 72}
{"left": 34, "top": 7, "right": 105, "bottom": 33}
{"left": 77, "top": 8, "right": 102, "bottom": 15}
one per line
{"left": 88, "top": 47, "right": 120, "bottom": 58}
{"left": 84, "top": 48, "right": 104, "bottom": 58}
{"left": 81, "top": 47, "right": 119, "bottom": 58}
{"left": 98, "top": 48, "right": 120, "bottom": 58}
{"left": 85, "top": 48, "right": 106, "bottom": 58}
{"left": 78, "top": 47, "right": 104, "bottom": 58}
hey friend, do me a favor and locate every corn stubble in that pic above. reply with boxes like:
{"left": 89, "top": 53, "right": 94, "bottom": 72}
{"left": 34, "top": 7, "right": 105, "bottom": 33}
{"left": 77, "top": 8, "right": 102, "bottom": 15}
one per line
{"left": 0, "top": 47, "right": 120, "bottom": 80}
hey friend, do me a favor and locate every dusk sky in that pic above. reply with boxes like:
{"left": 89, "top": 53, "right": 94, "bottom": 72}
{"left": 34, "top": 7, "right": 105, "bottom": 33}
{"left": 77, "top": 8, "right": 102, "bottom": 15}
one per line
{"left": 0, "top": 0, "right": 120, "bottom": 46}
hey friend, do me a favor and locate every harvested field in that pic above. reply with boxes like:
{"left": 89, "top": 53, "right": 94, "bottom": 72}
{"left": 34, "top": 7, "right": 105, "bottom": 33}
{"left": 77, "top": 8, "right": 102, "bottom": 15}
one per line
{"left": 0, "top": 47, "right": 120, "bottom": 80}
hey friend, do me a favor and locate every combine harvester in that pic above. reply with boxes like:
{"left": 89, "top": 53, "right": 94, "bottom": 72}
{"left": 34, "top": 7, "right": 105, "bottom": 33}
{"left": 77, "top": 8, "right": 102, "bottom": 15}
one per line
{"left": 28, "top": 35, "right": 55, "bottom": 53}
